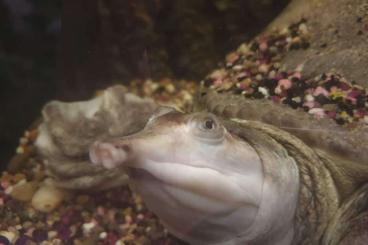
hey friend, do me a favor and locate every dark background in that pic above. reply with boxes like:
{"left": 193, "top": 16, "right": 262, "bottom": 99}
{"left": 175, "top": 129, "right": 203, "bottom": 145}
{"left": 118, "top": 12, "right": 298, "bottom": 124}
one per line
{"left": 0, "top": 0, "right": 289, "bottom": 170}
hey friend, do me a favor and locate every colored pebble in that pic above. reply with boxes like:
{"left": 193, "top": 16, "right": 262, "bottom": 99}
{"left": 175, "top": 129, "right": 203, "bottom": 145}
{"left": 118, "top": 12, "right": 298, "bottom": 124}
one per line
{"left": 31, "top": 184, "right": 65, "bottom": 213}
{"left": 202, "top": 19, "right": 367, "bottom": 125}
{"left": 258, "top": 87, "right": 269, "bottom": 98}
{"left": 313, "top": 86, "right": 329, "bottom": 97}
{"left": 278, "top": 79, "right": 292, "bottom": 90}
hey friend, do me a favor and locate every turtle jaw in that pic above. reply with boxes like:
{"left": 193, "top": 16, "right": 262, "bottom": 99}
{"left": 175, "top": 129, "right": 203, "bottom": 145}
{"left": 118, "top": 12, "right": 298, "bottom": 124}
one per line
{"left": 90, "top": 140, "right": 259, "bottom": 208}
{"left": 125, "top": 160, "right": 261, "bottom": 244}
{"left": 89, "top": 139, "right": 262, "bottom": 243}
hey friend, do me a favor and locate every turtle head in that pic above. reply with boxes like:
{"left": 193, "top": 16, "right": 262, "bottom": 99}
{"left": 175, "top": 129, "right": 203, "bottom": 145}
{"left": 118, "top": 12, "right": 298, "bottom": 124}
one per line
{"left": 89, "top": 107, "right": 298, "bottom": 244}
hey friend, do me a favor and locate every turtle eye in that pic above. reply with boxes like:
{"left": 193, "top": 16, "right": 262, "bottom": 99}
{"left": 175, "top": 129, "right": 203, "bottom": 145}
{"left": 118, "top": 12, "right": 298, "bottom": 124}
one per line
{"left": 204, "top": 119, "right": 215, "bottom": 130}
{"left": 199, "top": 118, "right": 218, "bottom": 131}
{"left": 191, "top": 114, "right": 224, "bottom": 144}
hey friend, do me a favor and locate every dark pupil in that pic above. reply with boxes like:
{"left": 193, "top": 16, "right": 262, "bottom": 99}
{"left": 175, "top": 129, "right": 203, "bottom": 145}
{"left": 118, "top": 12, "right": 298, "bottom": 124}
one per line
{"left": 204, "top": 119, "right": 215, "bottom": 129}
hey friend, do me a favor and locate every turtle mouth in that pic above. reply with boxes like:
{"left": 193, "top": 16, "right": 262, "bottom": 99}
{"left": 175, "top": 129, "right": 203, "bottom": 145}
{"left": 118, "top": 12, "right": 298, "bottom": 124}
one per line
{"left": 125, "top": 160, "right": 258, "bottom": 208}
{"left": 126, "top": 164, "right": 243, "bottom": 215}
{"left": 89, "top": 140, "right": 259, "bottom": 209}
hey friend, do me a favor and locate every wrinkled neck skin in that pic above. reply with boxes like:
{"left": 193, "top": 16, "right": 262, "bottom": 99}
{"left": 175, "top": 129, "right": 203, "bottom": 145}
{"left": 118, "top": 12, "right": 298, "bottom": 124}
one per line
{"left": 223, "top": 120, "right": 300, "bottom": 245}
{"left": 90, "top": 112, "right": 301, "bottom": 244}
{"left": 232, "top": 119, "right": 340, "bottom": 245}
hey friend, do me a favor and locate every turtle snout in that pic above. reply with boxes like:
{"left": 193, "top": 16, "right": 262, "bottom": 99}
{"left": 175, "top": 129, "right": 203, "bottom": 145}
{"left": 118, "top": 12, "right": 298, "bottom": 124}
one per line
{"left": 89, "top": 141, "right": 129, "bottom": 169}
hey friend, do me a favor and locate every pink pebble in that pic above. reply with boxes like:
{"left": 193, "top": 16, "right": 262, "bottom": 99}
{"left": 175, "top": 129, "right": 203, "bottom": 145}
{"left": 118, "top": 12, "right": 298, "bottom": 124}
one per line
{"left": 346, "top": 90, "right": 361, "bottom": 104}
{"left": 278, "top": 79, "right": 292, "bottom": 90}
{"left": 236, "top": 72, "right": 249, "bottom": 80}
{"left": 355, "top": 109, "right": 366, "bottom": 118}
{"left": 313, "top": 86, "right": 329, "bottom": 97}
{"left": 326, "top": 111, "right": 337, "bottom": 119}
{"left": 259, "top": 41, "right": 268, "bottom": 52}
{"left": 291, "top": 71, "right": 302, "bottom": 79}
{"left": 1, "top": 181, "right": 10, "bottom": 189}
{"left": 348, "top": 89, "right": 361, "bottom": 98}
{"left": 339, "top": 82, "right": 351, "bottom": 91}
{"left": 97, "top": 206, "right": 105, "bottom": 216}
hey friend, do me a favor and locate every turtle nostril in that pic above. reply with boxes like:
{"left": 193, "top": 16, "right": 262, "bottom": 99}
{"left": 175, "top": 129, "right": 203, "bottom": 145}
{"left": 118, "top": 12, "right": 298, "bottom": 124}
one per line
{"left": 113, "top": 143, "right": 131, "bottom": 153}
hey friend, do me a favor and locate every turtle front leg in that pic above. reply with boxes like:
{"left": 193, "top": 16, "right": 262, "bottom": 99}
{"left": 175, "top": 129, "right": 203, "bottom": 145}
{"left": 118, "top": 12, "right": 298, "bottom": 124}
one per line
{"left": 36, "top": 85, "right": 158, "bottom": 190}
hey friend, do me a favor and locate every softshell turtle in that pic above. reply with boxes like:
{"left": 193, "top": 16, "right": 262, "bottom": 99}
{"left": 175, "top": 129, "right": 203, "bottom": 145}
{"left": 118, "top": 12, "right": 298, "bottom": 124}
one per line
{"left": 36, "top": 85, "right": 368, "bottom": 244}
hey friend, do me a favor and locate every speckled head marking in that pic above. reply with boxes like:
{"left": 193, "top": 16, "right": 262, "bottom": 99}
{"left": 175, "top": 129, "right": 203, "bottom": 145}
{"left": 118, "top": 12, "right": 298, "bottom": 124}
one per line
{"left": 90, "top": 107, "right": 300, "bottom": 245}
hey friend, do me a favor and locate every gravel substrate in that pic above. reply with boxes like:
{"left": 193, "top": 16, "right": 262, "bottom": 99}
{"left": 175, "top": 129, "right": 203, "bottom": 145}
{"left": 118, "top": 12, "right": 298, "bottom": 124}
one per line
{"left": 203, "top": 19, "right": 368, "bottom": 125}
{"left": 1, "top": 19, "right": 367, "bottom": 245}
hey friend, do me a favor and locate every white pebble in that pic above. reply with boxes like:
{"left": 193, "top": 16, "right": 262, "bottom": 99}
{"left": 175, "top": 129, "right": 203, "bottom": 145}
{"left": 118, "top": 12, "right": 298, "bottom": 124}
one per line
{"left": 182, "top": 91, "right": 193, "bottom": 101}
{"left": 48, "top": 230, "right": 58, "bottom": 239}
{"left": 0, "top": 230, "right": 18, "bottom": 243}
{"left": 31, "top": 184, "right": 65, "bottom": 213}
{"left": 258, "top": 64, "right": 269, "bottom": 73}
{"left": 258, "top": 87, "right": 269, "bottom": 98}
{"left": 4, "top": 186, "right": 13, "bottom": 195}
{"left": 165, "top": 84, "right": 176, "bottom": 93}
{"left": 83, "top": 221, "right": 96, "bottom": 235}
{"left": 237, "top": 43, "right": 249, "bottom": 54}
{"left": 268, "top": 70, "right": 276, "bottom": 79}
{"left": 16, "top": 146, "right": 24, "bottom": 154}
{"left": 305, "top": 94, "right": 315, "bottom": 102}
{"left": 308, "top": 108, "right": 325, "bottom": 119}
{"left": 299, "top": 23, "right": 308, "bottom": 35}
{"left": 99, "top": 232, "right": 107, "bottom": 239}
{"left": 292, "top": 97, "right": 302, "bottom": 103}
{"left": 233, "top": 65, "right": 243, "bottom": 71}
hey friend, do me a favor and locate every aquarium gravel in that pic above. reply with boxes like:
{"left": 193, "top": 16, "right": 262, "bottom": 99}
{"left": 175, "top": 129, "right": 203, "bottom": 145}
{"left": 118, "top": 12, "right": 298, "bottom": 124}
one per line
{"left": 204, "top": 19, "right": 368, "bottom": 125}
{"left": 1, "top": 19, "right": 367, "bottom": 245}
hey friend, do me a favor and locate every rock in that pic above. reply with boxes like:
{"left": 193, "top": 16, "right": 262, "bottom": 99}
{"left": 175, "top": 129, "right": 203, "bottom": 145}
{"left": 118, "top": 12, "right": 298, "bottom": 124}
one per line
{"left": 31, "top": 184, "right": 65, "bottom": 213}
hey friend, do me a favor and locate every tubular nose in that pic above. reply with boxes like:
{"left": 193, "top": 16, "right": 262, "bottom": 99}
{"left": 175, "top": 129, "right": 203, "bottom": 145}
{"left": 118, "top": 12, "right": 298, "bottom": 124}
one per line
{"left": 89, "top": 141, "right": 129, "bottom": 169}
